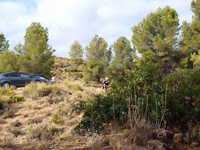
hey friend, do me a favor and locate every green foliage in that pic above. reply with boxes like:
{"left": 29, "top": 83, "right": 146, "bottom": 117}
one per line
{"left": 18, "top": 22, "right": 55, "bottom": 77}
{"left": 69, "top": 40, "right": 83, "bottom": 65}
{"left": 132, "top": 6, "right": 180, "bottom": 74}
{"left": 8, "top": 95, "right": 24, "bottom": 103}
{"left": 0, "top": 87, "right": 14, "bottom": 96}
{"left": 109, "top": 36, "right": 135, "bottom": 81}
{"left": 180, "top": 0, "right": 200, "bottom": 69}
{"left": 83, "top": 34, "right": 110, "bottom": 83}
{"left": 73, "top": 94, "right": 128, "bottom": 134}
{"left": 0, "top": 49, "right": 20, "bottom": 73}
{"left": 74, "top": 59, "right": 200, "bottom": 134}
{"left": 191, "top": 0, "right": 200, "bottom": 20}
{"left": 74, "top": 72, "right": 83, "bottom": 79}
{"left": 0, "top": 33, "right": 9, "bottom": 53}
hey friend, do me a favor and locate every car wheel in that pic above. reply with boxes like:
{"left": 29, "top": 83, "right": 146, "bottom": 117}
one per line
{"left": 2, "top": 82, "right": 10, "bottom": 88}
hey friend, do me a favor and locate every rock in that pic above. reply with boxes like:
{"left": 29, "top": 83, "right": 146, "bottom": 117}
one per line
{"left": 147, "top": 140, "right": 166, "bottom": 150}
{"left": 173, "top": 133, "right": 183, "bottom": 144}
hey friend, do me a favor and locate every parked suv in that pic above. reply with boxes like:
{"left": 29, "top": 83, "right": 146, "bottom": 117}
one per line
{"left": 0, "top": 72, "right": 50, "bottom": 88}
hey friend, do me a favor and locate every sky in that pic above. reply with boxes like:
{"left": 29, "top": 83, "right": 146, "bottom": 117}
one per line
{"left": 0, "top": 0, "right": 193, "bottom": 57}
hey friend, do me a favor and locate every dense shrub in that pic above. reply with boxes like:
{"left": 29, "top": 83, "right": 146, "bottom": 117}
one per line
{"left": 73, "top": 94, "right": 128, "bottom": 134}
{"left": 74, "top": 66, "right": 200, "bottom": 134}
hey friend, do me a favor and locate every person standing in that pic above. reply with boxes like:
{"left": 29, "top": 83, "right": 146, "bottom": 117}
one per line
{"left": 51, "top": 76, "right": 55, "bottom": 84}
{"left": 103, "top": 77, "right": 109, "bottom": 91}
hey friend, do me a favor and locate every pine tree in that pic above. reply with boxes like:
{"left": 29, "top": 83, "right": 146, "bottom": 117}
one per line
{"left": 109, "top": 36, "right": 135, "bottom": 81}
{"left": 132, "top": 6, "right": 180, "bottom": 74}
{"left": 83, "top": 34, "right": 109, "bottom": 83}
{"left": 180, "top": 0, "right": 200, "bottom": 68}
{"left": 0, "top": 33, "right": 9, "bottom": 53}
{"left": 0, "top": 50, "right": 20, "bottom": 73}
{"left": 69, "top": 40, "right": 83, "bottom": 65}
{"left": 19, "top": 22, "right": 55, "bottom": 77}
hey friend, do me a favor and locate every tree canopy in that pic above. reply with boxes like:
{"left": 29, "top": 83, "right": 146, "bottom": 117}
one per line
{"left": 109, "top": 36, "right": 135, "bottom": 81}
{"left": 69, "top": 40, "right": 83, "bottom": 65}
{"left": 83, "top": 34, "right": 110, "bottom": 82}
{"left": 19, "top": 22, "right": 55, "bottom": 77}
{"left": 0, "top": 33, "right": 9, "bottom": 53}
{"left": 132, "top": 6, "right": 180, "bottom": 74}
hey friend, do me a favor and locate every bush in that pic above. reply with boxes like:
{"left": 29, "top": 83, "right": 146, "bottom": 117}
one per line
{"left": 23, "top": 82, "right": 61, "bottom": 99}
{"left": 3, "top": 102, "right": 16, "bottom": 118}
{"left": 65, "top": 79, "right": 82, "bottom": 91}
{"left": 28, "top": 124, "right": 63, "bottom": 141}
{"left": 46, "top": 94, "right": 65, "bottom": 104}
{"left": 29, "top": 124, "right": 51, "bottom": 141}
{"left": 51, "top": 107, "right": 66, "bottom": 126}
{"left": 0, "top": 96, "right": 8, "bottom": 109}
{"left": 73, "top": 93, "right": 128, "bottom": 134}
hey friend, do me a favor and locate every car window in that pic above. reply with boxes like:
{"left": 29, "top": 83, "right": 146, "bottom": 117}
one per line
{"left": 8, "top": 72, "right": 19, "bottom": 77}
{"left": 2, "top": 73, "right": 8, "bottom": 77}
{"left": 20, "top": 73, "right": 30, "bottom": 78}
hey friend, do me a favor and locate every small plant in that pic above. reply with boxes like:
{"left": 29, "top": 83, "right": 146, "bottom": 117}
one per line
{"left": 28, "top": 124, "right": 61, "bottom": 141}
{"left": 8, "top": 94, "right": 24, "bottom": 103}
{"left": 3, "top": 102, "right": 16, "bottom": 118}
{"left": 7, "top": 126, "right": 23, "bottom": 137}
{"left": 46, "top": 94, "right": 64, "bottom": 104}
{"left": 51, "top": 107, "right": 67, "bottom": 126}
{"left": 29, "top": 124, "right": 51, "bottom": 141}
{"left": 0, "top": 96, "right": 8, "bottom": 109}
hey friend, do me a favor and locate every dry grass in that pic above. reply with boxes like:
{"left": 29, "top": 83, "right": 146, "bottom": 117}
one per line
{"left": 27, "top": 123, "right": 63, "bottom": 141}
{"left": 0, "top": 133, "right": 15, "bottom": 147}
{"left": 64, "top": 79, "right": 83, "bottom": 92}
{"left": 23, "top": 82, "right": 60, "bottom": 99}
{"left": 89, "top": 135, "right": 103, "bottom": 150}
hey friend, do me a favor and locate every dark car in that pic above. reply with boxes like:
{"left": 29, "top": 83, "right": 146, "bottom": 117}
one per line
{"left": 0, "top": 72, "right": 50, "bottom": 88}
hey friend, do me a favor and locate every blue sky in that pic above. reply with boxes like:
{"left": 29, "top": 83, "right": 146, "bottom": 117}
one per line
{"left": 0, "top": 0, "right": 193, "bottom": 57}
